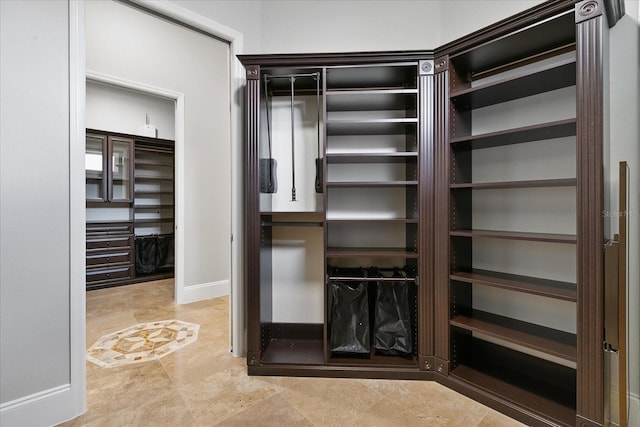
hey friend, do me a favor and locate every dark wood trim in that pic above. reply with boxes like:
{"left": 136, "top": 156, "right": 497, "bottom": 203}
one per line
{"left": 418, "top": 63, "right": 435, "bottom": 364}
{"left": 575, "top": 1, "right": 606, "bottom": 425}
{"left": 239, "top": 51, "right": 435, "bottom": 67}
{"left": 433, "top": 55, "right": 450, "bottom": 370}
{"left": 245, "top": 72, "right": 263, "bottom": 363}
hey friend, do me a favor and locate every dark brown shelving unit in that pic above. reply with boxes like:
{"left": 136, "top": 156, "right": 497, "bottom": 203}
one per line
{"left": 85, "top": 129, "right": 175, "bottom": 289}
{"left": 240, "top": 1, "right": 619, "bottom": 425}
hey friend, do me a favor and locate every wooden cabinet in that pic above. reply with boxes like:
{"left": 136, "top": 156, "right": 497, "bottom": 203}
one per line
{"left": 240, "top": 1, "right": 623, "bottom": 426}
{"left": 86, "top": 222, "right": 134, "bottom": 290}
{"left": 85, "top": 130, "right": 175, "bottom": 289}
{"left": 86, "top": 132, "right": 133, "bottom": 203}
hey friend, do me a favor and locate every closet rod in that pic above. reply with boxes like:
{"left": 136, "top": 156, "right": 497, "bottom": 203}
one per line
{"left": 328, "top": 276, "right": 418, "bottom": 283}
{"left": 264, "top": 72, "right": 320, "bottom": 80}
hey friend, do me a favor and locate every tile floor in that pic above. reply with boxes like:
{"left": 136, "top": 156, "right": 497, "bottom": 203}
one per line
{"left": 61, "top": 279, "right": 525, "bottom": 426}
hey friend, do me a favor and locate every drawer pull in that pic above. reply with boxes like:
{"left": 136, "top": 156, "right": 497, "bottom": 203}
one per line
{"left": 106, "top": 241, "right": 110, "bottom": 246}
{"left": 106, "top": 273, "right": 111, "bottom": 277}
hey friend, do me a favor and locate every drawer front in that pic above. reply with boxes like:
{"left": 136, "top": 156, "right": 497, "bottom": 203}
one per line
{"left": 86, "top": 222, "right": 133, "bottom": 237}
{"left": 87, "top": 235, "right": 133, "bottom": 250}
{"left": 86, "top": 266, "right": 133, "bottom": 283}
{"left": 86, "top": 251, "right": 132, "bottom": 267}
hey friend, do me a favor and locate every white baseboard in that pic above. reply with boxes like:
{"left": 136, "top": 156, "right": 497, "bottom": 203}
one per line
{"left": 0, "top": 385, "right": 82, "bottom": 427}
{"left": 630, "top": 392, "right": 640, "bottom": 427}
{"left": 177, "top": 279, "right": 230, "bottom": 304}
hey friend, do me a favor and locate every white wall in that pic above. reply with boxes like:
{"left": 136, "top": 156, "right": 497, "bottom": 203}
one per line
{"left": 608, "top": 2, "right": 640, "bottom": 424}
{"left": 86, "top": 0, "right": 231, "bottom": 302}
{"left": 0, "top": 0, "right": 85, "bottom": 425}
{"left": 86, "top": 81, "right": 175, "bottom": 139}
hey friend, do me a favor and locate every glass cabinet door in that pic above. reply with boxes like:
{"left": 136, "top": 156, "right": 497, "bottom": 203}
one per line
{"left": 86, "top": 134, "right": 107, "bottom": 201}
{"left": 109, "top": 136, "right": 133, "bottom": 202}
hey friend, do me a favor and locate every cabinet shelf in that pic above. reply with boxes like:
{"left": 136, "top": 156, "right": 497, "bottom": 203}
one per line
{"left": 135, "top": 191, "right": 174, "bottom": 196}
{"left": 326, "top": 247, "right": 418, "bottom": 258}
{"left": 450, "top": 229, "right": 576, "bottom": 244}
{"left": 451, "top": 310, "right": 576, "bottom": 362}
{"left": 134, "top": 205, "right": 174, "bottom": 209}
{"left": 450, "top": 364, "right": 575, "bottom": 427}
{"left": 326, "top": 89, "right": 417, "bottom": 111}
{"left": 448, "top": 8, "right": 575, "bottom": 73}
{"left": 327, "top": 181, "right": 418, "bottom": 187}
{"left": 134, "top": 218, "right": 174, "bottom": 224}
{"left": 450, "top": 119, "right": 576, "bottom": 150}
{"left": 134, "top": 176, "right": 174, "bottom": 182}
{"left": 326, "top": 119, "right": 417, "bottom": 136}
{"left": 326, "top": 152, "right": 418, "bottom": 164}
{"left": 134, "top": 158, "right": 174, "bottom": 166}
{"left": 450, "top": 178, "right": 576, "bottom": 190}
{"left": 261, "top": 338, "right": 325, "bottom": 365}
{"left": 327, "top": 218, "right": 418, "bottom": 224}
{"left": 450, "top": 58, "right": 576, "bottom": 110}
{"left": 450, "top": 269, "right": 576, "bottom": 302}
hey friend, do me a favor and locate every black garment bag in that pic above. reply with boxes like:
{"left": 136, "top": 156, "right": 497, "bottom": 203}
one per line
{"left": 135, "top": 235, "right": 157, "bottom": 275}
{"left": 373, "top": 278, "right": 414, "bottom": 355}
{"left": 329, "top": 280, "right": 370, "bottom": 354}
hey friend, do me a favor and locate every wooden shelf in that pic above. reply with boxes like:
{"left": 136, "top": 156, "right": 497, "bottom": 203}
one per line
{"left": 134, "top": 176, "right": 174, "bottom": 182}
{"left": 448, "top": 10, "right": 575, "bottom": 75}
{"left": 326, "top": 89, "right": 417, "bottom": 111}
{"left": 328, "top": 352, "right": 417, "bottom": 367}
{"left": 135, "top": 191, "right": 174, "bottom": 196}
{"left": 450, "top": 119, "right": 576, "bottom": 150}
{"left": 260, "top": 339, "right": 325, "bottom": 365}
{"left": 134, "top": 205, "right": 174, "bottom": 209}
{"left": 451, "top": 364, "right": 575, "bottom": 427}
{"left": 450, "top": 59, "right": 576, "bottom": 110}
{"left": 326, "top": 64, "right": 417, "bottom": 91}
{"left": 450, "top": 269, "right": 576, "bottom": 302}
{"left": 451, "top": 310, "right": 576, "bottom": 362}
{"left": 326, "top": 152, "right": 418, "bottom": 164}
{"left": 450, "top": 229, "right": 576, "bottom": 244}
{"left": 326, "top": 119, "right": 417, "bottom": 136}
{"left": 327, "top": 218, "right": 418, "bottom": 224}
{"left": 326, "top": 247, "right": 418, "bottom": 258}
{"left": 450, "top": 178, "right": 576, "bottom": 190}
{"left": 134, "top": 158, "right": 173, "bottom": 166}
{"left": 327, "top": 181, "right": 418, "bottom": 187}
{"left": 134, "top": 218, "right": 174, "bottom": 224}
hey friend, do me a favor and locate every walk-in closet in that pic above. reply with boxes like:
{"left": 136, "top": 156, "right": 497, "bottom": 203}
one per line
{"left": 240, "top": 1, "right": 627, "bottom": 426}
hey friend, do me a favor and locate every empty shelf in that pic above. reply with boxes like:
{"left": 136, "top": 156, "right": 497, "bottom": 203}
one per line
{"left": 326, "top": 152, "right": 418, "bottom": 164}
{"left": 450, "top": 229, "right": 576, "bottom": 244}
{"left": 450, "top": 119, "right": 576, "bottom": 149}
{"left": 450, "top": 178, "right": 576, "bottom": 189}
{"left": 326, "top": 247, "right": 418, "bottom": 258}
{"left": 450, "top": 269, "right": 576, "bottom": 301}
{"left": 451, "top": 310, "right": 576, "bottom": 362}
{"left": 327, "top": 181, "right": 418, "bottom": 187}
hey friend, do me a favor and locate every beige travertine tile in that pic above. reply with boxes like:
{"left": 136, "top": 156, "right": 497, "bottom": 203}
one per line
{"left": 478, "top": 409, "right": 527, "bottom": 427}
{"left": 61, "top": 279, "right": 527, "bottom": 427}
{"left": 219, "top": 394, "right": 313, "bottom": 427}
{"left": 280, "top": 377, "right": 389, "bottom": 426}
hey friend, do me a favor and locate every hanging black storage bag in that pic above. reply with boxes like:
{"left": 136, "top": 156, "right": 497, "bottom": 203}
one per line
{"left": 373, "top": 279, "right": 414, "bottom": 355}
{"left": 329, "top": 280, "right": 370, "bottom": 354}
{"left": 156, "top": 233, "right": 174, "bottom": 272}
{"left": 135, "top": 235, "right": 157, "bottom": 275}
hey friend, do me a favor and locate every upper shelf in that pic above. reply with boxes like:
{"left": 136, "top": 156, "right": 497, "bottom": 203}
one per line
{"left": 450, "top": 178, "right": 576, "bottom": 190}
{"left": 326, "top": 89, "right": 417, "bottom": 111}
{"left": 449, "top": 9, "right": 575, "bottom": 76}
{"left": 326, "top": 63, "right": 417, "bottom": 91}
{"left": 450, "top": 58, "right": 576, "bottom": 110}
{"left": 450, "top": 119, "right": 576, "bottom": 150}
{"left": 327, "top": 181, "right": 418, "bottom": 188}
{"left": 326, "top": 119, "right": 417, "bottom": 136}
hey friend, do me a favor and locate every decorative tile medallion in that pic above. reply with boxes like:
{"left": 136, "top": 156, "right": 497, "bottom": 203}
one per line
{"left": 87, "top": 319, "right": 199, "bottom": 367}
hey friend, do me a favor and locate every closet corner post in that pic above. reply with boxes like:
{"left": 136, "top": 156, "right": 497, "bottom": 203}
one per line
{"left": 575, "top": 2, "right": 607, "bottom": 426}
{"left": 433, "top": 54, "right": 451, "bottom": 376}
{"left": 244, "top": 62, "right": 263, "bottom": 363}
{"left": 418, "top": 58, "right": 435, "bottom": 363}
